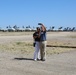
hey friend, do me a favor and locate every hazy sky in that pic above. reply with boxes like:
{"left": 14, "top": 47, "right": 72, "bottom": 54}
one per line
{"left": 0, "top": 0, "right": 76, "bottom": 29}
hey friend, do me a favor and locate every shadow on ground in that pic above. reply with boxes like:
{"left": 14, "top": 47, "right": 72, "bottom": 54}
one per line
{"left": 14, "top": 58, "right": 33, "bottom": 61}
{"left": 47, "top": 45, "right": 76, "bottom": 48}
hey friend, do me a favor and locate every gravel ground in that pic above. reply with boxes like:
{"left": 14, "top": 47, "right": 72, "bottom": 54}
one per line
{"left": 0, "top": 32, "right": 76, "bottom": 75}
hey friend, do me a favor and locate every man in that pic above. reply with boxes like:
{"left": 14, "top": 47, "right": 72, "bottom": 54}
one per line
{"left": 39, "top": 23, "right": 47, "bottom": 61}
{"left": 33, "top": 27, "right": 40, "bottom": 61}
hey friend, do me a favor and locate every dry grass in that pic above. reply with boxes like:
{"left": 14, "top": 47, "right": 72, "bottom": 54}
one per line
{"left": 0, "top": 32, "right": 76, "bottom": 55}
{"left": 0, "top": 42, "right": 33, "bottom": 54}
{"left": 0, "top": 41, "right": 76, "bottom": 55}
{"left": 0, "top": 32, "right": 34, "bottom": 36}
{"left": 47, "top": 41, "right": 75, "bottom": 46}
{"left": 69, "top": 36, "right": 76, "bottom": 38}
{"left": 46, "top": 47, "right": 75, "bottom": 55}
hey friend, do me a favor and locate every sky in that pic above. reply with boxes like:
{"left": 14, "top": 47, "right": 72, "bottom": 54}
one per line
{"left": 0, "top": 0, "right": 76, "bottom": 29}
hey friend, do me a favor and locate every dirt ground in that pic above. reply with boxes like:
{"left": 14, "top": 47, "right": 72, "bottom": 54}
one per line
{"left": 0, "top": 32, "right": 76, "bottom": 75}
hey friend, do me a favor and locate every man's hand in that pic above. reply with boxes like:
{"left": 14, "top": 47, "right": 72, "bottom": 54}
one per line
{"left": 41, "top": 24, "right": 46, "bottom": 31}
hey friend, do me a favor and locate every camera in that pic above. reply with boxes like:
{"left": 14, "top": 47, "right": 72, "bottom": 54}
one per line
{"left": 38, "top": 23, "right": 42, "bottom": 25}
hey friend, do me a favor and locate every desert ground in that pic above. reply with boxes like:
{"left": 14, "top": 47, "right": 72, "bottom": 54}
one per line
{"left": 0, "top": 32, "right": 76, "bottom": 75}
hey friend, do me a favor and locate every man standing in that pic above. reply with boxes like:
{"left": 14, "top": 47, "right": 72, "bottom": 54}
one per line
{"left": 38, "top": 23, "right": 47, "bottom": 61}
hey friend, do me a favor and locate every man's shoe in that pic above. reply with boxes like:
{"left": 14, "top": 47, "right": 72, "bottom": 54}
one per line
{"left": 41, "top": 59, "right": 45, "bottom": 61}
